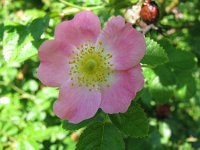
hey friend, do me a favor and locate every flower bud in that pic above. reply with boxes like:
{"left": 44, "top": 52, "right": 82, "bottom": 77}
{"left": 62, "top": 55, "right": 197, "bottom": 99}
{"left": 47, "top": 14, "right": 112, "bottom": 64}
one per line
{"left": 125, "top": 4, "right": 142, "bottom": 24}
{"left": 140, "top": 1, "right": 159, "bottom": 24}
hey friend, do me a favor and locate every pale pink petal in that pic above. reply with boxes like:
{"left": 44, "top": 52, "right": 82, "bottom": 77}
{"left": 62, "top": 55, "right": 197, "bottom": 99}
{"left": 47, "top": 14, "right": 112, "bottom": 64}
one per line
{"left": 53, "top": 80, "right": 101, "bottom": 123}
{"left": 55, "top": 11, "right": 101, "bottom": 47}
{"left": 100, "top": 64, "right": 144, "bottom": 113}
{"left": 38, "top": 40, "right": 73, "bottom": 87}
{"left": 97, "top": 16, "right": 146, "bottom": 70}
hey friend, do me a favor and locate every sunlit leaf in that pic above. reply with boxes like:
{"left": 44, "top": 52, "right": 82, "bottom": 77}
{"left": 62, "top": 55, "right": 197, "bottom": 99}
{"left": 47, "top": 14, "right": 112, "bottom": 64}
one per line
{"left": 142, "top": 37, "right": 169, "bottom": 66}
{"left": 76, "top": 122, "right": 125, "bottom": 150}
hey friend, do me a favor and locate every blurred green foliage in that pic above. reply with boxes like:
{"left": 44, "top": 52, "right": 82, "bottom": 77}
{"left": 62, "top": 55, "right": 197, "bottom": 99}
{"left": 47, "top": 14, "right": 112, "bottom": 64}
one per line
{"left": 0, "top": 0, "right": 200, "bottom": 150}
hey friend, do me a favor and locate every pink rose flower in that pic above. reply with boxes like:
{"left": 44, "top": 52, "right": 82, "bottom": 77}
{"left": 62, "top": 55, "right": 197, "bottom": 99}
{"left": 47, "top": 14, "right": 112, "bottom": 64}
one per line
{"left": 38, "top": 11, "right": 146, "bottom": 123}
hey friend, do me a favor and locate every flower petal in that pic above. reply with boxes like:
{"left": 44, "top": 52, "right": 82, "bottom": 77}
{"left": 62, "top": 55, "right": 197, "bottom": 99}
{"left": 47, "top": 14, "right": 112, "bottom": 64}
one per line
{"left": 98, "top": 16, "right": 146, "bottom": 70}
{"left": 55, "top": 11, "right": 101, "bottom": 47}
{"left": 100, "top": 64, "right": 144, "bottom": 113}
{"left": 53, "top": 80, "right": 101, "bottom": 123}
{"left": 38, "top": 40, "right": 73, "bottom": 87}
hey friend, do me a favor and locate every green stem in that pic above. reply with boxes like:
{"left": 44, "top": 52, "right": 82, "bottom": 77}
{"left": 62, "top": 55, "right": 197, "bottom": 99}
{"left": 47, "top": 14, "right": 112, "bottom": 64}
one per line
{"left": 10, "top": 84, "right": 36, "bottom": 100}
{"left": 0, "top": 81, "right": 36, "bottom": 100}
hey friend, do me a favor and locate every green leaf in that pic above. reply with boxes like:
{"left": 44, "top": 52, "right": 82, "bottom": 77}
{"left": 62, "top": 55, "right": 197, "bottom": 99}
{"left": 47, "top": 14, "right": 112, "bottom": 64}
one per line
{"left": 29, "top": 16, "right": 49, "bottom": 41}
{"left": 153, "top": 64, "right": 176, "bottom": 86}
{"left": 159, "top": 38, "right": 196, "bottom": 70}
{"left": 76, "top": 122, "right": 125, "bottom": 150}
{"left": 15, "top": 35, "right": 38, "bottom": 63}
{"left": 0, "top": 23, "right": 4, "bottom": 40}
{"left": 62, "top": 110, "right": 105, "bottom": 131}
{"left": 3, "top": 29, "right": 19, "bottom": 62}
{"left": 127, "top": 137, "right": 151, "bottom": 150}
{"left": 142, "top": 37, "right": 169, "bottom": 66}
{"left": 174, "top": 71, "right": 196, "bottom": 99}
{"left": 143, "top": 67, "right": 174, "bottom": 103}
{"left": 62, "top": 118, "right": 94, "bottom": 131}
{"left": 168, "top": 50, "right": 196, "bottom": 70}
{"left": 141, "top": 88, "right": 152, "bottom": 107}
{"left": 127, "top": 127, "right": 163, "bottom": 150}
{"left": 2, "top": 25, "right": 38, "bottom": 63}
{"left": 109, "top": 102, "right": 149, "bottom": 138}
{"left": 148, "top": 77, "right": 174, "bottom": 103}
{"left": 158, "top": 38, "right": 175, "bottom": 54}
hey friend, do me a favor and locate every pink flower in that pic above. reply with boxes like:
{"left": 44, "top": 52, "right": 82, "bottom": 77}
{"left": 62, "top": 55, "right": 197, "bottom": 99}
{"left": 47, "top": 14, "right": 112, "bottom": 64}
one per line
{"left": 38, "top": 11, "right": 146, "bottom": 123}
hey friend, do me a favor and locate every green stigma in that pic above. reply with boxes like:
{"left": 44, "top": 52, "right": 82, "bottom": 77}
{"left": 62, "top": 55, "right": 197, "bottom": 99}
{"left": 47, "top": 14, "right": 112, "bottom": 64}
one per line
{"left": 85, "top": 59, "right": 97, "bottom": 72}
{"left": 68, "top": 40, "right": 113, "bottom": 91}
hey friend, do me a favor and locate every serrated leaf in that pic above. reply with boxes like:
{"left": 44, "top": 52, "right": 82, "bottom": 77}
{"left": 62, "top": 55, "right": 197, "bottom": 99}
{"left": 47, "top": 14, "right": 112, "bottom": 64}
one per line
{"left": 76, "top": 122, "right": 125, "bottom": 150}
{"left": 29, "top": 16, "right": 49, "bottom": 41}
{"left": 3, "top": 30, "right": 19, "bottom": 62}
{"left": 62, "top": 118, "right": 94, "bottom": 131}
{"left": 127, "top": 127, "right": 163, "bottom": 150}
{"left": 143, "top": 68, "right": 174, "bottom": 103}
{"left": 159, "top": 38, "right": 196, "bottom": 70}
{"left": 168, "top": 50, "right": 196, "bottom": 70}
{"left": 142, "top": 37, "right": 168, "bottom": 66}
{"left": 62, "top": 110, "right": 105, "bottom": 131}
{"left": 109, "top": 102, "right": 149, "bottom": 138}
{"left": 15, "top": 35, "right": 37, "bottom": 63}
{"left": 2, "top": 24, "right": 39, "bottom": 63}
{"left": 148, "top": 76, "right": 174, "bottom": 103}
{"left": 153, "top": 64, "right": 176, "bottom": 86}
{"left": 174, "top": 71, "right": 196, "bottom": 99}
{"left": 3, "top": 29, "right": 37, "bottom": 63}
{"left": 143, "top": 65, "right": 176, "bottom": 103}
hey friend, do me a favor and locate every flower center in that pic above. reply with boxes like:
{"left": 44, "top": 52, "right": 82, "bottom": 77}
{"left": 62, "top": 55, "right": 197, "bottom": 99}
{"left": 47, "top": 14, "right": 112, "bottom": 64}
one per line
{"left": 85, "top": 59, "right": 97, "bottom": 72}
{"left": 68, "top": 40, "right": 113, "bottom": 91}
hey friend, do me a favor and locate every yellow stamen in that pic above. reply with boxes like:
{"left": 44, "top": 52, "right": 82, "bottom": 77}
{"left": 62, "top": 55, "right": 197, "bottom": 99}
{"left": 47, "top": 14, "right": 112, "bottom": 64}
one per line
{"left": 68, "top": 40, "right": 113, "bottom": 91}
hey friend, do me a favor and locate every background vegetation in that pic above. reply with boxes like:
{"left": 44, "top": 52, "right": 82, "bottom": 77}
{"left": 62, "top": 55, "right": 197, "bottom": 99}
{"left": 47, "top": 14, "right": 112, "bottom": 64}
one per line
{"left": 0, "top": 0, "right": 199, "bottom": 149}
